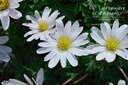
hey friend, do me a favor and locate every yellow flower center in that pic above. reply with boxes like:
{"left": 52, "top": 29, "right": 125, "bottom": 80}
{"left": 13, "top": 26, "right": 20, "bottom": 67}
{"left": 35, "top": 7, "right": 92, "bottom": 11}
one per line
{"left": 0, "top": 0, "right": 9, "bottom": 10}
{"left": 57, "top": 36, "right": 71, "bottom": 51}
{"left": 106, "top": 37, "right": 119, "bottom": 52}
{"left": 38, "top": 21, "right": 48, "bottom": 31}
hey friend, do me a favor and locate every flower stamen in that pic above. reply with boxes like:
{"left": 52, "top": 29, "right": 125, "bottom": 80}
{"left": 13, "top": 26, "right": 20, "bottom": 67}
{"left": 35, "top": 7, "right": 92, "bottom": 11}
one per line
{"left": 38, "top": 21, "right": 48, "bottom": 31}
{"left": 0, "top": 0, "right": 9, "bottom": 10}
{"left": 106, "top": 37, "right": 119, "bottom": 52}
{"left": 57, "top": 36, "right": 71, "bottom": 51}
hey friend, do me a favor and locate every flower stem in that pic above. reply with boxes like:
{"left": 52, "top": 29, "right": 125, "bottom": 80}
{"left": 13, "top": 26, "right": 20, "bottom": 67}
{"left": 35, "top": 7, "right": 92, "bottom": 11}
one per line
{"left": 114, "top": 62, "right": 128, "bottom": 81}
{"left": 61, "top": 73, "right": 79, "bottom": 85}
{"left": 73, "top": 72, "right": 92, "bottom": 84}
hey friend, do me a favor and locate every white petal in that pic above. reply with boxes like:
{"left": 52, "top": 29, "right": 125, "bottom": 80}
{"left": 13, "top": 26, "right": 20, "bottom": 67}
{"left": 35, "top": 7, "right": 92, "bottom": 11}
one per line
{"left": 10, "top": 2, "right": 19, "bottom": 9}
{"left": 72, "top": 33, "right": 88, "bottom": 46}
{"left": 35, "top": 10, "right": 41, "bottom": 21}
{"left": 0, "top": 36, "right": 8, "bottom": 44}
{"left": 23, "top": 74, "right": 33, "bottom": 85}
{"left": 71, "top": 27, "right": 83, "bottom": 41}
{"left": 9, "top": 79, "right": 28, "bottom": 85}
{"left": 100, "top": 23, "right": 110, "bottom": 39}
{"left": 86, "top": 44, "right": 101, "bottom": 54}
{"left": 64, "top": 21, "right": 71, "bottom": 36}
{"left": 116, "top": 49, "right": 128, "bottom": 60}
{"left": 91, "top": 26, "right": 104, "bottom": 39}
{"left": 24, "top": 30, "right": 39, "bottom": 37}
{"left": 92, "top": 46, "right": 106, "bottom": 53}
{"left": 36, "top": 68, "right": 44, "bottom": 85}
{"left": 2, "top": 9, "right": 10, "bottom": 16}
{"left": 103, "top": 22, "right": 111, "bottom": 36}
{"left": 9, "top": 9, "right": 22, "bottom": 19}
{"left": 44, "top": 49, "right": 59, "bottom": 61}
{"left": 96, "top": 52, "right": 106, "bottom": 61}
{"left": 25, "top": 15, "right": 37, "bottom": 23}
{"left": 60, "top": 52, "right": 67, "bottom": 68}
{"left": 109, "top": 82, "right": 114, "bottom": 85}
{"left": 69, "top": 47, "right": 84, "bottom": 56}
{"left": 0, "top": 46, "right": 12, "bottom": 53}
{"left": 72, "top": 40, "right": 89, "bottom": 47}
{"left": 1, "top": 15, "right": 10, "bottom": 30}
{"left": 48, "top": 53, "right": 60, "bottom": 68}
{"left": 117, "top": 80, "right": 126, "bottom": 85}
{"left": 56, "top": 20, "right": 64, "bottom": 35}
{"left": 0, "top": 52, "right": 10, "bottom": 62}
{"left": 70, "top": 21, "right": 79, "bottom": 37}
{"left": 105, "top": 52, "right": 116, "bottom": 63}
{"left": 66, "top": 52, "right": 78, "bottom": 67}
{"left": 48, "top": 10, "right": 59, "bottom": 24}
{"left": 91, "top": 33, "right": 105, "bottom": 45}
{"left": 112, "top": 19, "right": 119, "bottom": 37}
{"left": 2, "top": 81, "right": 17, "bottom": 85}
{"left": 38, "top": 42, "right": 56, "bottom": 47}
{"left": 37, "top": 47, "right": 53, "bottom": 54}
{"left": 42, "top": 7, "right": 51, "bottom": 21}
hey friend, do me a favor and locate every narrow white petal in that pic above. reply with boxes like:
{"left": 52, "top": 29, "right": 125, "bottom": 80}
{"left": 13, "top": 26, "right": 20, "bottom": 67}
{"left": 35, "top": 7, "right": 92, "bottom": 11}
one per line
{"left": 9, "top": 79, "right": 28, "bottom": 85}
{"left": 0, "top": 36, "right": 8, "bottom": 44}
{"left": 0, "top": 52, "right": 10, "bottom": 62}
{"left": 2, "top": 9, "right": 10, "bottom": 16}
{"left": 69, "top": 47, "right": 84, "bottom": 56}
{"left": 86, "top": 44, "right": 101, "bottom": 54}
{"left": 116, "top": 49, "right": 128, "bottom": 60}
{"left": 108, "top": 82, "right": 114, "bottom": 85}
{"left": 36, "top": 68, "right": 44, "bottom": 85}
{"left": 92, "top": 46, "right": 106, "bottom": 53}
{"left": 64, "top": 21, "right": 71, "bottom": 36}
{"left": 91, "top": 33, "right": 105, "bottom": 45}
{"left": 26, "top": 15, "right": 37, "bottom": 23}
{"left": 38, "top": 42, "right": 56, "bottom": 47}
{"left": 91, "top": 26, "right": 104, "bottom": 39}
{"left": 42, "top": 7, "right": 51, "bottom": 21}
{"left": 72, "top": 33, "right": 88, "bottom": 46}
{"left": 24, "top": 30, "right": 39, "bottom": 37}
{"left": 96, "top": 52, "right": 106, "bottom": 61}
{"left": 105, "top": 52, "right": 116, "bottom": 63}
{"left": 37, "top": 47, "right": 53, "bottom": 54}
{"left": 48, "top": 10, "right": 59, "bottom": 24}
{"left": 112, "top": 20, "right": 119, "bottom": 37}
{"left": 48, "top": 53, "right": 60, "bottom": 68}
{"left": 66, "top": 52, "right": 78, "bottom": 67}
{"left": 56, "top": 20, "right": 64, "bottom": 35}
{"left": 72, "top": 40, "right": 89, "bottom": 47}
{"left": 10, "top": 2, "right": 19, "bottom": 9}
{"left": 100, "top": 23, "right": 110, "bottom": 39}
{"left": 9, "top": 9, "right": 22, "bottom": 19}
{"left": 117, "top": 80, "right": 126, "bottom": 85}
{"left": 60, "top": 52, "right": 67, "bottom": 68}
{"left": 71, "top": 27, "right": 83, "bottom": 41}
{"left": 44, "top": 49, "right": 59, "bottom": 61}
{"left": 1, "top": 15, "right": 10, "bottom": 30}
{"left": 0, "top": 46, "right": 12, "bottom": 53}
{"left": 23, "top": 74, "right": 33, "bottom": 85}
{"left": 103, "top": 22, "right": 111, "bottom": 36}
{"left": 35, "top": 10, "right": 41, "bottom": 21}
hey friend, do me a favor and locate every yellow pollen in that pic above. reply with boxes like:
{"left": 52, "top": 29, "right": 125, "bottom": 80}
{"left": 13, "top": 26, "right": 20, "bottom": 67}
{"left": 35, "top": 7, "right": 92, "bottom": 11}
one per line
{"left": 38, "top": 21, "right": 48, "bottom": 31}
{"left": 0, "top": 0, "right": 9, "bottom": 10}
{"left": 57, "top": 36, "right": 71, "bottom": 51}
{"left": 106, "top": 37, "right": 119, "bottom": 52}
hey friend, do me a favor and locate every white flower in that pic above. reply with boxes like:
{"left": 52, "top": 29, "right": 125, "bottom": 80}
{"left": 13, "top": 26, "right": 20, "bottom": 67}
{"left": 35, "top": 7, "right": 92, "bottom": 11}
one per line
{"left": 87, "top": 20, "right": 128, "bottom": 63}
{"left": 0, "top": 0, "right": 22, "bottom": 30}
{"left": 37, "top": 20, "right": 89, "bottom": 68}
{"left": 23, "top": 7, "right": 64, "bottom": 42}
{"left": 1, "top": 68, "right": 44, "bottom": 85}
{"left": 0, "top": 36, "right": 12, "bottom": 62}
{"left": 109, "top": 79, "right": 126, "bottom": 85}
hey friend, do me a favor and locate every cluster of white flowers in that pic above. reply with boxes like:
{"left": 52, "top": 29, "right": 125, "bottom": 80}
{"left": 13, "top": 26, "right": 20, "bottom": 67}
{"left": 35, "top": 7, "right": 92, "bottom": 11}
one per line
{"left": 0, "top": 1, "right": 128, "bottom": 84}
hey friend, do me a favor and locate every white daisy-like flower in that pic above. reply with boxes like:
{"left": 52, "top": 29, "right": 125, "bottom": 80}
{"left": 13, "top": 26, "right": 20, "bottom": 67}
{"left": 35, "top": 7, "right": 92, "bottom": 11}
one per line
{"left": 87, "top": 20, "right": 128, "bottom": 62}
{"left": 23, "top": 7, "right": 64, "bottom": 42}
{"left": 0, "top": 0, "right": 22, "bottom": 30}
{"left": 0, "top": 36, "right": 12, "bottom": 62}
{"left": 37, "top": 20, "right": 89, "bottom": 68}
{"left": 109, "top": 79, "right": 126, "bottom": 85}
{"left": 2, "top": 68, "right": 44, "bottom": 85}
